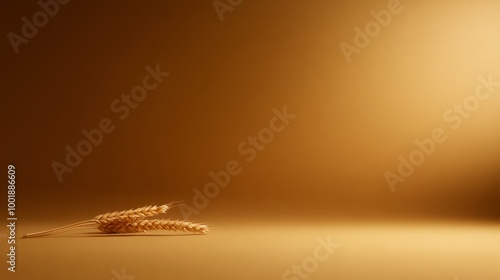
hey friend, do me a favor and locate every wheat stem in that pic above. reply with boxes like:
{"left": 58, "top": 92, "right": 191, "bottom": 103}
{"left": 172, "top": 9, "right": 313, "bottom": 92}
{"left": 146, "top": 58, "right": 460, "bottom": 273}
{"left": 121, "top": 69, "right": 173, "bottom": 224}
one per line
{"left": 23, "top": 220, "right": 97, "bottom": 238}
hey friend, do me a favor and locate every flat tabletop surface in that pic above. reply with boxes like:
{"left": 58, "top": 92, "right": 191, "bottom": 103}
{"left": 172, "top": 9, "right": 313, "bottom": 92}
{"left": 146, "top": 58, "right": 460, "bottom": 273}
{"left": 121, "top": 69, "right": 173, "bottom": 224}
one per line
{"left": 3, "top": 222, "right": 499, "bottom": 280}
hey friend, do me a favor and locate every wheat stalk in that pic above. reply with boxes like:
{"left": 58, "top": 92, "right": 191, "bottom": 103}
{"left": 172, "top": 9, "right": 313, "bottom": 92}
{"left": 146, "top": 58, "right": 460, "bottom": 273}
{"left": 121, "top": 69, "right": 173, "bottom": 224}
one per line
{"left": 23, "top": 202, "right": 208, "bottom": 238}
{"left": 98, "top": 219, "right": 209, "bottom": 234}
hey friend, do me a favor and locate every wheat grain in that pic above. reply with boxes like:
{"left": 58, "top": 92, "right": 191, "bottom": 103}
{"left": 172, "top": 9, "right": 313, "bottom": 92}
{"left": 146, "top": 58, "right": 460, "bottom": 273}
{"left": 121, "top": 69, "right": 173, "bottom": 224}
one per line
{"left": 98, "top": 219, "right": 209, "bottom": 234}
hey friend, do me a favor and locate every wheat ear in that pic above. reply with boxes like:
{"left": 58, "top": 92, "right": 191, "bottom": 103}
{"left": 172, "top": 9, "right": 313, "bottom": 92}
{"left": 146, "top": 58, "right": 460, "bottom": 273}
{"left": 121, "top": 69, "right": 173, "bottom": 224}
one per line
{"left": 23, "top": 203, "right": 182, "bottom": 238}
{"left": 98, "top": 219, "right": 209, "bottom": 234}
{"left": 93, "top": 202, "right": 178, "bottom": 223}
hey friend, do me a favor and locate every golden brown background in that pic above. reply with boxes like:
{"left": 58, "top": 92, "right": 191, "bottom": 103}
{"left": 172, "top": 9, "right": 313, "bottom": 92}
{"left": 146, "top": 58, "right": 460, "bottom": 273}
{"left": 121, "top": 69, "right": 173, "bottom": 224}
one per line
{"left": 1, "top": 0, "right": 499, "bottom": 279}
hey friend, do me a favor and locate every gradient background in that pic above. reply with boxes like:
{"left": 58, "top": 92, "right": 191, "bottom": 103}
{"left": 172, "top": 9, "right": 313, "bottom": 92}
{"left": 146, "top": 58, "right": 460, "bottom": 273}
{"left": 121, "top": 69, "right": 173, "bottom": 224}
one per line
{"left": 1, "top": 0, "right": 500, "bottom": 279}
